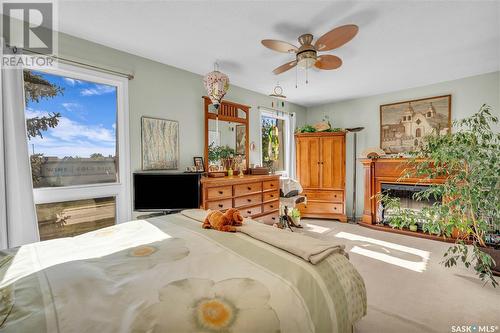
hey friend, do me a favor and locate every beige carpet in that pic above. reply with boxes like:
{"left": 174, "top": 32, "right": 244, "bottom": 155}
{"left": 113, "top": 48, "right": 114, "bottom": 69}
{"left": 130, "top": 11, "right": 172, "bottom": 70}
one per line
{"left": 298, "top": 219, "right": 500, "bottom": 333}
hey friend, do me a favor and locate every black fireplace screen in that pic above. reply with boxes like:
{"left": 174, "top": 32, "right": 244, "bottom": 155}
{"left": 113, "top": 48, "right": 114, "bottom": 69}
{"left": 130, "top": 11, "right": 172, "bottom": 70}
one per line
{"left": 381, "top": 183, "right": 441, "bottom": 226}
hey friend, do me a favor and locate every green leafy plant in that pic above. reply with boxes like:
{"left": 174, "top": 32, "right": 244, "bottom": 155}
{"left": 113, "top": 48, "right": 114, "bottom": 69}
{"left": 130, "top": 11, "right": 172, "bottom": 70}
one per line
{"left": 208, "top": 143, "right": 235, "bottom": 164}
{"left": 296, "top": 124, "right": 317, "bottom": 133}
{"left": 401, "top": 105, "right": 499, "bottom": 287}
{"left": 295, "top": 123, "right": 344, "bottom": 133}
{"left": 290, "top": 208, "right": 301, "bottom": 218}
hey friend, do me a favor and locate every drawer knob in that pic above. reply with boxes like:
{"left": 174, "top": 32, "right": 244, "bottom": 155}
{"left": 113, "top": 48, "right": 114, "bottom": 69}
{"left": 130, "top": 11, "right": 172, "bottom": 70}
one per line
{"left": 218, "top": 191, "right": 223, "bottom": 195}
{"left": 270, "top": 205, "right": 274, "bottom": 209}
{"left": 271, "top": 217, "right": 276, "bottom": 221}
{"left": 270, "top": 183, "right": 274, "bottom": 187}
{"left": 270, "top": 194, "right": 274, "bottom": 198}
{"left": 218, "top": 204, "right": 223, "bottom": 208}
{"left": 247, "top": 186, "right": 251, "bottom": 190}
{"left": 334, "top": 207, "right": 337, "bottom": 210}
{"left": 247, "top": 210, "right": 252, "bottom": 214}
{"left": 247, "top": 198, "right": 252, "bottom": 202}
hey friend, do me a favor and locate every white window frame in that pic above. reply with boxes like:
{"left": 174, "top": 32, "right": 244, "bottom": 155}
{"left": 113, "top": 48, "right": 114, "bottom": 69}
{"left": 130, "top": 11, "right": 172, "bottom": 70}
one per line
{"left": 25, "top": 63, "right": 131, "bottom": 223}
{"left": 259, "top": 108, "right": 291, "bottom": 177}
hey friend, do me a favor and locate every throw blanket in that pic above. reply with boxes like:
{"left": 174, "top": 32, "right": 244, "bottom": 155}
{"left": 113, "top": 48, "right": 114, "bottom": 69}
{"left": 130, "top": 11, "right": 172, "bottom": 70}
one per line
{"left": 0, "top": 213, "right": 366, "bottom": 333}
{"left": 183, "top": 209, "right": 345, "bottom": 264}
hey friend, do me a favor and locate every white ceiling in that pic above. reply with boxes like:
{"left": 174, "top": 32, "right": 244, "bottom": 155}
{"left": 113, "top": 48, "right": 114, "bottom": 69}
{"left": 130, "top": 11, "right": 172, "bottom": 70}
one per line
{"left": 58, "top": 1, "right": 500, "bottom": 107}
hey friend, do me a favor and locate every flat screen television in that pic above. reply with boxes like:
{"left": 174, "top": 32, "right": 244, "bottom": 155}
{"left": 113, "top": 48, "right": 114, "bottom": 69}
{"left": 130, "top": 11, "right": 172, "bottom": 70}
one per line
{"left": 133, "top": 172, "right": 201, "bottom": 212}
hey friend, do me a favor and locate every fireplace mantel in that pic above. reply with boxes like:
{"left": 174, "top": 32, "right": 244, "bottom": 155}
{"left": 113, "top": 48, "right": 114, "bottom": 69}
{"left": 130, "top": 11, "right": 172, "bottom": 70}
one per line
{"left": 359, "top": 157, "right": 445, "bottom": 225}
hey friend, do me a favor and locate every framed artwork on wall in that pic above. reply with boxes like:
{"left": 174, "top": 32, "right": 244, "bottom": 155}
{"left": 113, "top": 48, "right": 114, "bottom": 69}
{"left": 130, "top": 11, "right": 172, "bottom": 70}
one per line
{"left": 141, "top": 116, "right": 179, "bottom": 170}
{"left": 380, "top": 95, "right": 451, "bottom": 154}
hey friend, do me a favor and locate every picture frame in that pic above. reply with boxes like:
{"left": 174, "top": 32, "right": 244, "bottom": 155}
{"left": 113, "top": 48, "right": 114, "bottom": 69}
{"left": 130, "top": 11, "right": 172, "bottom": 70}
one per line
{"left": 380, "top": 95, "right": 451, "bottom": 154}
{"left": 193, "top": 156, "right": 205, "bottom": 172}
{"left": 141, "top": 116, "right": 179, "bottom": 170}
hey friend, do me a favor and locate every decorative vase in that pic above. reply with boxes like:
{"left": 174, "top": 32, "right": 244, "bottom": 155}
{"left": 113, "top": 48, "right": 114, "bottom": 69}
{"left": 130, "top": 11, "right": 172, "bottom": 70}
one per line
{"left": 227, "top": 167, "right": 233, "bottom": 177}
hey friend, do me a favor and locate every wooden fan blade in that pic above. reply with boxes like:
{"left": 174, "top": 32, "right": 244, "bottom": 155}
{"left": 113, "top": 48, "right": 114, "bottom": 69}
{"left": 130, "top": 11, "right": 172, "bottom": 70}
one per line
{"left": 262, "top": 39, "right": 298, "bottom": 53}
{"left": 273, "top": 60, "right": 297, "bottom": 74}
{"left": 314, "top": 55, "right": 342, "bottom": 70}
{"left": 314, "top": 24, "right": 358, "bottom": 51}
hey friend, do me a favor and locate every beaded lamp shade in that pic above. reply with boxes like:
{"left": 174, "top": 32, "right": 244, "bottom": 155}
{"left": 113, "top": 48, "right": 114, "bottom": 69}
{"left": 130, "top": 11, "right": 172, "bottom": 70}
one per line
{"left": 203, "top": 64, "right": 229, "bottom": 109}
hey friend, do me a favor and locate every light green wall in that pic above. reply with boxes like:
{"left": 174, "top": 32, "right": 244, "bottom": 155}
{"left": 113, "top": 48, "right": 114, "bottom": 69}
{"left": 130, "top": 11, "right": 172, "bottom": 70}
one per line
{"left": 57, "top": 33, "right": 307, "bottom": 174}
{"left": 306, "top": 71, "right": 500, "bottom": 219}
{"left": 57, "top": 33, "right": 499, "bottom": 219}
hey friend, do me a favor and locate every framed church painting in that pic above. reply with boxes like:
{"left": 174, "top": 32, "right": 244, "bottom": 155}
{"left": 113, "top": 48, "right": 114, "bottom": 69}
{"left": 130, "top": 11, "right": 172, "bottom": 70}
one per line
{"left": 380, "top": 95, "right": 451, "bottom": 154}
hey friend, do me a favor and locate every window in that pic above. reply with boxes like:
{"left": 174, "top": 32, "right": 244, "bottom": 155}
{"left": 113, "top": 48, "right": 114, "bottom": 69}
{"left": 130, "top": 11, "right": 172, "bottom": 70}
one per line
{"left": 416, "top": 128, "right": 422, "bottom": 137}
{"left": 23, "top": 64, "right": 130, "bottom": 240}
{"left": 260, "top": 109, "right": 291, "bottom": 175}
{"left": 36, "top": 197, "right": 116, "bottom": 241}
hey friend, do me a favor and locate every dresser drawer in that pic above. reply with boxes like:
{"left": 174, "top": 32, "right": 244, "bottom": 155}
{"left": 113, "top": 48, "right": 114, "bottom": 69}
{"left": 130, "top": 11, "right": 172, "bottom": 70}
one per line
{"left": 263, "top": 200, "right": 279, "bottom": 212}
{"left": 299, "top": 202, "right": 343, "bottom": 215}
{"left": 234, "top": 193, "right": 262, "bottom": 208}
{"left": 303, "top": 190, "right": 343, "bottom": 203}
{"left": 263, "top": 190, "right": 279, "bottom": 202}
{"left": 206, "top": 186, "right": 232, "bottom": 200}
{"left": 263, "top": 180, "right": 279, "bottom": 191}
{"left": 241, "top": 205, "right": 262, "bottom": 217}
{"left": 206, "top": 199, "right": 232, "bottom": 211}
{"left": 234, "top": 182, "right": 262, "bottom": 197}
{"left": 257, "top": 212, "right": 279, "bottom": 225}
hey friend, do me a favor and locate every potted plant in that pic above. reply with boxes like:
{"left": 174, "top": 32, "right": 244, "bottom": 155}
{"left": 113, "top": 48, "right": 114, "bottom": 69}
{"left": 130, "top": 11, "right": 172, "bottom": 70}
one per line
{"left": 403, "top": 105, "right": 499, "bottom": 286}
{"left": 290, "top": 208, "right": 301, "bottom": 226}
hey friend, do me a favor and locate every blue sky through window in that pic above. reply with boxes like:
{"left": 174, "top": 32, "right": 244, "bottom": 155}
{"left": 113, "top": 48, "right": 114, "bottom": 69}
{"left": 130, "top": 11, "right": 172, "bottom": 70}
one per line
{"left": 25, "top": 70, "right": 117, "bottom": 158}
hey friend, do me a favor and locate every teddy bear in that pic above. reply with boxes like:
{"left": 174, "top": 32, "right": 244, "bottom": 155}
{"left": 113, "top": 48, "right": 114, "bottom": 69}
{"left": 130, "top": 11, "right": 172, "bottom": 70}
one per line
{"left": 202, "top": 208, "right": 244, "bottom": 232}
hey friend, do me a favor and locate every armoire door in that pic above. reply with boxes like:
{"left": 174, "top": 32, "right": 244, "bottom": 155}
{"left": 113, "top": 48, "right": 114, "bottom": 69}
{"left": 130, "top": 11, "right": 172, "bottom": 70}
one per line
{"left": 320, "top": 136, "right": 344, "bottom": 189}
{"left": 296, "top": 136, "right": 320, "bottom": 188}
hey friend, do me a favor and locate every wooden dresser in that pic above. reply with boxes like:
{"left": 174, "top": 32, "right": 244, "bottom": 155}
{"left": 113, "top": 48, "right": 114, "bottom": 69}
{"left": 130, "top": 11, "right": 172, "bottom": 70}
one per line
{"left": 201, "top": 175, "right": 280, "bottom": 225}
{"left": 295, "top": 132, "right": 347, "bottom": 222}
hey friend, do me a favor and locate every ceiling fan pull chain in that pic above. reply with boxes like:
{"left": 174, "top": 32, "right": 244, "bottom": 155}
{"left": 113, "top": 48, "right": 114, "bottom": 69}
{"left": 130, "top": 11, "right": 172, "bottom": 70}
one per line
{"left": 295, "top": 65, "right": 298, "bottom": 88}
{"left": 306, "top": 66, "right": 309, "bottom": 84}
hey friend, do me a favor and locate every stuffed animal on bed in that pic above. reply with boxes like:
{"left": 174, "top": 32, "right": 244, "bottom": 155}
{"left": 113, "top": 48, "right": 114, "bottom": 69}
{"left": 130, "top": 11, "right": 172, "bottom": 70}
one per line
{"left": 202, "top": 208, "right": 244, "bottom": 232}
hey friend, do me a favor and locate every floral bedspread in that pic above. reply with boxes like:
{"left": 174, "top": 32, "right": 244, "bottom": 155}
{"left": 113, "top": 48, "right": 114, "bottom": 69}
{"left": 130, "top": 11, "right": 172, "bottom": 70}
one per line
{"left": 0, "top": 213, "right": 366, "bottom": 333}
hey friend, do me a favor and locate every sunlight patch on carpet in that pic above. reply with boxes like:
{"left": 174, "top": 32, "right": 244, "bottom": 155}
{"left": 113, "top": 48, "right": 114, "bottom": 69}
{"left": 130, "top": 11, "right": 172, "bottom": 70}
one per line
{"left": 303, "top": 223, "right": 331, "bottom": 234}
{"left": 335, "top": 231, "right": 430, "bottom": 272}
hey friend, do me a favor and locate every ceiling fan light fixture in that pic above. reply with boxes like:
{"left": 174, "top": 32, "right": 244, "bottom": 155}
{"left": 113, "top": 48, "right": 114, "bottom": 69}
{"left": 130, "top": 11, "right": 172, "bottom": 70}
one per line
{"left": 297, "top": 50, "right": 317, "bottom": 69}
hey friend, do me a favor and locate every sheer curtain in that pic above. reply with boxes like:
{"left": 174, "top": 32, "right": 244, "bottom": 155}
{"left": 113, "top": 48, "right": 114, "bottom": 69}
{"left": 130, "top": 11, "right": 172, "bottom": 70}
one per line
{"left": 0, "top": 48, "right": 39, "bottom": 249}
{"left": 285, "top": 111, "right": 296, "bottom": 179}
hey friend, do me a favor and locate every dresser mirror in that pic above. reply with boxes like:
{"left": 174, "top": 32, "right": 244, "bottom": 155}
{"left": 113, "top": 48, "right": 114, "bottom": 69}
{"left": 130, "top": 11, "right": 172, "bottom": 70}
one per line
{"left": 203, "top": 97, "right": 250, "bottom": 174}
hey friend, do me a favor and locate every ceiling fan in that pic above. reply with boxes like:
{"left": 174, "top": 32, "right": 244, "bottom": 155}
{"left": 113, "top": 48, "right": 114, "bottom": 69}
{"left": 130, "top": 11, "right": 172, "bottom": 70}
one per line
{"left": 261, "top": 24, "right": 358, "bottom": 75}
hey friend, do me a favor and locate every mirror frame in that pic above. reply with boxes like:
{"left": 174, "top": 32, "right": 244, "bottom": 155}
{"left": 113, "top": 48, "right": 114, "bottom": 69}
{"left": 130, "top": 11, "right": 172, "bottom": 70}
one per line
{"left": 203, "top": 96, "right": 250, "bottom": 173}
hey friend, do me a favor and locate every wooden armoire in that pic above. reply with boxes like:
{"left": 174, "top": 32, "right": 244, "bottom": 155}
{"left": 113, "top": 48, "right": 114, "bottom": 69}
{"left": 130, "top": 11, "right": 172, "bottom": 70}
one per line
{"left": 295, "top": 132, "right": 347, "bottom": 222}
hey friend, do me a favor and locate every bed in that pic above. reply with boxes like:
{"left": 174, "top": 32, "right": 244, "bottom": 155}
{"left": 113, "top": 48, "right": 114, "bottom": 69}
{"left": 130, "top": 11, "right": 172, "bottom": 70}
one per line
{"left": 0, "top": 210, "right": 366, "bottom": 333}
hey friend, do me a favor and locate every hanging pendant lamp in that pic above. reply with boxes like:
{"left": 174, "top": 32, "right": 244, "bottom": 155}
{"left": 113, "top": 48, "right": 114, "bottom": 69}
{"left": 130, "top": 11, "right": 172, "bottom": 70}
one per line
{"left": 203, "top": 62, "right": 230, "bottom": 109}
